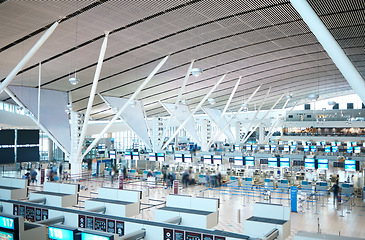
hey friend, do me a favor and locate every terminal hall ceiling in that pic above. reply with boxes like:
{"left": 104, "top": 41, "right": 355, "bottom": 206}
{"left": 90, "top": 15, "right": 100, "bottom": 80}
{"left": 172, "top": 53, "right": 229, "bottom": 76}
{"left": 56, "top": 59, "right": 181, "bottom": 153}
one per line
{"left": 0, "top": 0, "right": 364, "bottom": 120}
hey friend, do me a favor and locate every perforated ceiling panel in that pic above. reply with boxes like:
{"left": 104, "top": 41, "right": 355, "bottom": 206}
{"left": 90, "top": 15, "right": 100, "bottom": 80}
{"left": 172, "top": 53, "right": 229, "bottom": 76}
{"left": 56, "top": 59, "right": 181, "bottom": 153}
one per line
{"left": 0, "top": 0, "right": 363, "bottom": 120}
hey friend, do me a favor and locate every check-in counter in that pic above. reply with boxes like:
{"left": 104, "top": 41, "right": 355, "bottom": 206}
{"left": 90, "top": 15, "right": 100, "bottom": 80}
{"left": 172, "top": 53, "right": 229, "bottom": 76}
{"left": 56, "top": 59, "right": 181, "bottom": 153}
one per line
{"left": 0, "top": 214, "right": 47, "bottom": 240}
{"left": 29, "top": 182, "right": 78, "bottom": 207}
{"left": 0, "top": 177, "right": 27, "bottom": 200}
{"left": 301, "top": 181, "right": 313, "bottom": 191}
{"left": 85, "top": 198, "right": 139, "bottom": 217}
{"left": 155, "top": 195, "right": 219, "bottom": 229}
{"left": 244, "top": 202, "right": 290, "bottom": 240}
{"left": 315, "top": 182, "right": 328, "bottom": 192}
{"left": 341, "top": 183, "right": 354, "bottom": 196}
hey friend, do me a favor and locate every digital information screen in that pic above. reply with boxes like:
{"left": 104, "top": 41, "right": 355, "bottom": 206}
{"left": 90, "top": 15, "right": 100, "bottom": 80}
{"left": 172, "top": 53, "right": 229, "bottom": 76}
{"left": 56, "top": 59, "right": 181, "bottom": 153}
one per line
{"left": 354, "top": 146, "right": 361, "bottom": 154}
{"left": 184, "top": 154, "right": 192, "bottom": 163}
{"left": 0, "top": 230, "right": 14, "bottom": 240}
{"left": 0, "top": 216, "right": 15, "bottom": 230}
{"left": 347, "top": 147, "right": 353, "bottom": 153}
{"left": 280, "top": 158, "right": 290, "bottom": 167}
{"left": 213, "top": 155, "right": 222, "bottom": 165}
{"left": 304, "top": 158, "right": 315, "bottom": 169}
{"left": 94, "top": 218, "right": 107, "bottom": 232}
{"left": 303, "top": 146, "right": 309, "bottom": 152}
{"left": 252, "top": 145, "right": 258, "bottom": 151}
{"left": 157, "top": 153, "right": 165, "bottom": 162}
{"left": 115, "top": 221, "right": 124, "bottom": 236}
{"left": 290, "top": 145, "right": 296, "bottom": 152}
{"left": 124, "top": 152, "right": 131, "bottom": 160}
{"left": 317, "top": 159, "right": 328, "bottom": 170}
{"left": 245, "top": 156, "right": 255, "bottom": 166}
{"left": 310, "top": 146, "right": 317, "bottom": 152}
{"left": 332, "top": 146, "right": 338, "bottom": 153}
{"left": 48, "top": 226, "right": 75, "bottom": 240}
{"left": 246, "top": 145, "right": 252, "bottom": 151}
{"left": 264, "top": 145, "right": 270, "bottom": 151}
{"left": 345, "top": 160, "right": 356, "bottom": 171}
{"left": 149, "top": 153, "right": 156, "bottom": 161}
{"left": 81, "top": 232, "right": 111, "bottom": 240}
{"left": 203, "top": 155, "right": 212, "bottom": 164}
{"left": 163, "top": 228, "right": 173, "bottom": 240}
{"left": 42, "top": 209, "right": 48, "bottom": 220}
{"left": 271, "top": 145, "right": 277, "bottom": 151}
{"left": 132, "top": 152, "right": 139, "bottom": 160}
{"left": 324, "top": 146, "right": 331, "bottom": 153}
{"left": 234, "top": 156, "right": 243, "bottom": 166}
{"left": 185, "top": 232, "right": 201, "bottom": 240}
{"left": 268, "top": 157, "right": 278, "bottom": 167}
{"left": 86, "top": 216, "right": 94, "bottom": 229}
{"left": 283, "top": 145, "right": 289, "bottom": 152}
{"left": 109, "top": 151, "right": 116, "bottom": 159}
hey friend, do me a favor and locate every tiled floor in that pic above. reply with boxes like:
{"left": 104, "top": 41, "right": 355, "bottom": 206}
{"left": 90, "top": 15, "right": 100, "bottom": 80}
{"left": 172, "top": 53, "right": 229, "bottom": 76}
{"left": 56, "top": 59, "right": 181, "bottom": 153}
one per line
{"left": 5, "top": 170, "right": 365, "bottom": 239}
{"left": 74, "top": 177, "right": 365, "bottom": 239}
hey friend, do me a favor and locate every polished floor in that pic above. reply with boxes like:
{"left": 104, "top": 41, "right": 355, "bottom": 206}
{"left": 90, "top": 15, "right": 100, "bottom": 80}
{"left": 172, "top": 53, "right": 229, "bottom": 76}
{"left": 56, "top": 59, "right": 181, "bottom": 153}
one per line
{"left": 4, "top": 170, "right": 365, "bottom": 239}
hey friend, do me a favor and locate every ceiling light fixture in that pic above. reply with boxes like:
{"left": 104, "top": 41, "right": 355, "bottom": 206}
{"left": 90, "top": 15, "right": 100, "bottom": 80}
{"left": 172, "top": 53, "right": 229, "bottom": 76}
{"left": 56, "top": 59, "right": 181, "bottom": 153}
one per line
{"left": 328, "top": 100, "right": 336, "bottom": 106}
{"left": 308, "top": 94, "right": 319, "bottom": 101}
{"left": 191, "top": 68, "right": 203, "bottom": 77}
{"left": 208, "top": 98, "right": 216, "bottom": 105}
{"left": 69, "top": 76, "right": 79, "bottom": 85}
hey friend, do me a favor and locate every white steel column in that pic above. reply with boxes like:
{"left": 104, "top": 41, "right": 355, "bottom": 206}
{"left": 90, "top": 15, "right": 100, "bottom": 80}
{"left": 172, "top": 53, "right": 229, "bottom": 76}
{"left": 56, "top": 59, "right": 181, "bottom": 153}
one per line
{"left": 209, "top": 77, "right": 241, "bottom": 146}
{"left": 211, "top": 85, "right": 261, "bottom": 145}
{"left": 82, "top": 55, "right": 169, "bottom": 158}
{"left": 201, "top": 119, "right": 210, "bottom": 151}
{"left": 290, "top": 0, "right": 365, "bottom": 104}
{"left": 162, "top": 74, "right": 226, "bottom": 150}
{"left": 0, "top": 21, "right": 59, "bottom": 94}
{"left": 159, "top": 60, "right": 194, "bottom": 148}
{"left": 76, "top": 32, "right": 109, "bottom": 159}
{"left": 242, "top": 94, "right": 284, "bottom": 144}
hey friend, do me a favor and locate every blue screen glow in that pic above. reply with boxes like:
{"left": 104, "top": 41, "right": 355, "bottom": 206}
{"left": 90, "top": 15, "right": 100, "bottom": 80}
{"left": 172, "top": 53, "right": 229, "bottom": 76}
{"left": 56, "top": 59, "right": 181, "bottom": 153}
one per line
{"left": 48, "top": 227, "right": 74, "bottom": 240}
{"left": 81, "top": 232, "right": 110, "bottom": 240}
{"left": 0, "top": 216, "right": 15, "bottom": 230}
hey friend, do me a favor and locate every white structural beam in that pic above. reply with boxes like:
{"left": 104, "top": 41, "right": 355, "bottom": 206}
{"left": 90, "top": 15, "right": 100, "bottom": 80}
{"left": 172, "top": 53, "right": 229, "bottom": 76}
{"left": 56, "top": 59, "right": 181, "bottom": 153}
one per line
{"left": 264, "top": 98, "right": 300, "bottom": 142}
{"left": 158, "top": 60, "right": 195, "bottom": 149}
{"left": 37, "top": 63, "right": 41, "bottom": 123}
{"left": 210, "top": 85, "right": 262, "bottom": 145}
{"left": 4, "top": 87, "right": 69, "bottom": 155}
{"left": 290, "top": 0, "right": 365, "bottom": 104}
{"left": 240, "top": 87, "right": 271, "bottom": 143}
{"left": 242, "top": 94, "right": 284, "bottom": 144}
{"left": 82, "top": 55, "right": 169, "bottom": 158}
{"left": 77, "top": 32, "right": 109, "bottom": 158}
{"left": 161, "top": 74, "right": 226, "bottom": 150}
{"left": 0, "top": 21, "right": 59, "bottom": 94}
{"left": 208, "top": 77, "right": 241, "bottom": 144}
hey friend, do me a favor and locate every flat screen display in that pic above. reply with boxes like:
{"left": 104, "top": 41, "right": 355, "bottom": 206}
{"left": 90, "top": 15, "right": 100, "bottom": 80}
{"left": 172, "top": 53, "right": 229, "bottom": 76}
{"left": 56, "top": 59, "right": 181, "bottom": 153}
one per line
{"left": 271, "top": 145, "right": 277, "bottom": 151}
{"left": 332, "top": 146, "right": 338, "bottom": 153}
{"left": 149, "top": 153, "right": 156, "bottom": 161}
{"left": 184, "top": 154, "right": 192, "bottom": 163}
{"left": 125, "top": 152, "right": 131, "bottom": 160}
{"left": 354, "top": 146, "right": 361, "bottom": 154}
{"left": 213, "top": 155, "right": 221, "bottom": 164}
{"left": 310, "top": 146, "right": 316, "bottom": 152}
{"left": 280, "top": 157, "right": 290, "bottom": 167}
{"left": 81, "top": 232, "right": 111, "bottom": 240}
{"left": 0, "top": 230, "right": 13, "bottom": 240}
{"left": 304, "top": 146, "right": 309, "bottom": 152}
{"left": 16, "top": 147, "right": 39, "bottom": 162}
{"left": 0, "top": 130, "right": 15, "bottom": 145}
{"left": 0, "top": 148, "right": 15, "bottom": 164}
{"left": 17, "top": 130, "right": 39, "bottom": 145}
{"left": 246, "top": 145, "right": 252, "bottom": 151}
{"left": 268, "top": 157, "right": 278, "bottom": 167}
{"left": 347, "top": 147, "right": 353, "bottom": 153}
{"left": 352, "top": 142, "right": 357, "bottom": 146}
{"left": 264, "top": 145, "right": 270, "bottom": 151}
{"left": 283, "top": 145, "right": 289, "bottom": 152}
{"left": 290, "top": 145, "right": 296, "bottom": 152}
{"left": 317, "top": 159, "right": 328, "bottom": 169}
{"left": 109, "top": 151, "right": 116, "bottom": 159}
{"left": 203, "top": 155, "right": 212, "bottom": 164}
{"left": 324, "top": 146, "right": 331, "bottom": 153}
{"left": 234, "top": 156, "right": 243, "bottom": 166}
{"left": 0, "top": 216, "right": 15, "bottom": 230}
{"left": 305, "top": 158, "right": 315, "bottom": 169}
{"left": 252, "top": 145, "right": 258, "bottom": 151}
{"left": 245, "top": 156, "right": 255, "bottom": 166}
{"left": 331, "top": 142, "right": 336, "bottom": 146}
{"left": 132, "top": 152, "right": 139, "bottom": 160}
{"left": 345, "top": 160, "right": 356, "bottom": 171}
{"left": 48, "top": 226, "right": 75, "bottom": 240}
{"left": 157, "top": 153, "right": 165, "bottom": 162}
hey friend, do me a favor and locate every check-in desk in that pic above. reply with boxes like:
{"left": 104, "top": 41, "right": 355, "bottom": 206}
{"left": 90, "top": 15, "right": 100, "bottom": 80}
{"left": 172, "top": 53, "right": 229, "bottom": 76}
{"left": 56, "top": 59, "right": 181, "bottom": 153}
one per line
{"left": 85, "top": 198, "right": 139, "bottom": 217}
{"left": 315, "top": 182, "right": 328, "bottom": 193}
{"left": 155, "top": 195, "right": 219, "bottom": 229}
{"left": 242, "top": 177, "right": 253, "bottom": 188}
{"left": 341, "top": 183, "right": 354, "bottom": 196}
{"left": 245, "top": 216, "right": 289, "bottom": 240}
{"left": 0, "top": 177, "right": 27, "bottom": 200}
{"left": 244, "top": 202, "right": 290, "bottom": 240}
{"left": 301, "top": 181, "right": 313, "bottom": 192}
{"left": 264, "top": 178, "right": 275, "bottom": 189}
{"left": 277, "top": 179, "right": 289, "bottom": 192}
{"left": 29, "top": 182, "right": 78, "bottom": 207}
{"left": 85, "top": 188, "right": 141, "bottom": 218}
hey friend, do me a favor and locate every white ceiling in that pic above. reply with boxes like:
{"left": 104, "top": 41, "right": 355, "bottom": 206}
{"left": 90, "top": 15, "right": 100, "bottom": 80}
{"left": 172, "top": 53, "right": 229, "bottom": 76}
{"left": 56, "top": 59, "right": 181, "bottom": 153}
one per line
{"left": 0, "top": 0, "right": 364, "bottom": 120}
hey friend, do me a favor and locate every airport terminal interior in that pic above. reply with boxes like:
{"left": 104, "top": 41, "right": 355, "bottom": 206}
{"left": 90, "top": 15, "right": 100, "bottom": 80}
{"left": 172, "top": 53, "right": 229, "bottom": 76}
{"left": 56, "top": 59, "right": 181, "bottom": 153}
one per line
{"left": 0, "top": 0, "right": 364, "bottom": 240}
